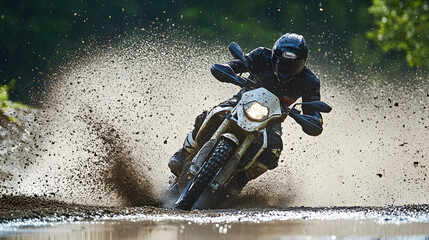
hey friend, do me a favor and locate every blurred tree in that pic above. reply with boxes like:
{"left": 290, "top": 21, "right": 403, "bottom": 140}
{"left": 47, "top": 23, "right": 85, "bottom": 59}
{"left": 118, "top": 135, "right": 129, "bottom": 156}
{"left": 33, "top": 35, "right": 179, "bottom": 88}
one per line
{"left": 175, "top": 1, "right": 372, "bottom": 53}
{"left": 0, "top": 0, "right": 426, "bottom": 104}
{"left": 367, "top": 0, "right": 429, "bottom": 67}
{"left": 0, "top": 0, "right": 158, "bottom": 102}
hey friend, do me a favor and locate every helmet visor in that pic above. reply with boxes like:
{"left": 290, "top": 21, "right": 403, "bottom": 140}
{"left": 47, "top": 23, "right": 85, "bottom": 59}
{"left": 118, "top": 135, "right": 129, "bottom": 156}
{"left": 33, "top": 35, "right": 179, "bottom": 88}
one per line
{"left": 274, "top": 57, "right": 306, "bottom": 82}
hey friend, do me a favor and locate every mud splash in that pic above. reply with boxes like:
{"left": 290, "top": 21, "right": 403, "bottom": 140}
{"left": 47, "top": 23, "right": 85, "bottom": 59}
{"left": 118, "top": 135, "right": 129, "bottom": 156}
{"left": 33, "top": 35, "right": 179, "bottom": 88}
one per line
{"left": 84, "top": 119, "right": 159, "bottom": 207}
{"left": 0, "top": 30, "right": 428, "bottom": 208}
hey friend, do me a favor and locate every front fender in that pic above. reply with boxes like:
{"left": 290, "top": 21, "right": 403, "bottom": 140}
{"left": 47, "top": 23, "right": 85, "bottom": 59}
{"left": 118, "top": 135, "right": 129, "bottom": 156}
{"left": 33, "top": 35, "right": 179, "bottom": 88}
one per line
{"left": 235, "top": 88, "right": 282, "bottom": 132}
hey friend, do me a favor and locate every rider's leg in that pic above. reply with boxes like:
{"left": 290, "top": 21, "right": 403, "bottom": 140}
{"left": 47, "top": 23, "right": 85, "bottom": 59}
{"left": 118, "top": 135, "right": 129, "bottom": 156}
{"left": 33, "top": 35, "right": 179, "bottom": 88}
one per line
{"left": 230, "top": 121, "right": 283, "bottom": 193}
{"left": 167, "top": 99, "right": 235, "bottom": 177}
{"left": 168, "top": 91, "right": 244, "bottom": 177}
{"left": 251, "top": 121, "right": 283, "bottom": 173}
{"left": 168, "top": 111, "right": 206, "bottom": 177}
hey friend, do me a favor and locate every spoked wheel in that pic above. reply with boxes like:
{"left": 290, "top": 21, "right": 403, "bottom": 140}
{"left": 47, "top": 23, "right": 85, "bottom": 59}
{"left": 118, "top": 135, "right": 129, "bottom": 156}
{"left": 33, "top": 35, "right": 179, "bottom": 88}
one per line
{"left": 175, "top": 138, "right": 236, "bottom": 210}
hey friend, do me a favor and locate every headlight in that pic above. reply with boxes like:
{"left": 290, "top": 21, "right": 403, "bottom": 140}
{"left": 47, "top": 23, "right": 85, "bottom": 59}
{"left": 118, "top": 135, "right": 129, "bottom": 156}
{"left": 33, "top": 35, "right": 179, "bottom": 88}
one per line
{"left": 243, "top": 101, "right": 269, "bottom": 121}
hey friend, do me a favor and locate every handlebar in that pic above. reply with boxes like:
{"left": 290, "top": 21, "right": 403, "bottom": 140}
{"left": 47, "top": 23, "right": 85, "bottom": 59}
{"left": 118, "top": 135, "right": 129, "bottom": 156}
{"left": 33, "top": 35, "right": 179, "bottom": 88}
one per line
{"left": 234, "top": 75, "right": 258, "bottom": 90}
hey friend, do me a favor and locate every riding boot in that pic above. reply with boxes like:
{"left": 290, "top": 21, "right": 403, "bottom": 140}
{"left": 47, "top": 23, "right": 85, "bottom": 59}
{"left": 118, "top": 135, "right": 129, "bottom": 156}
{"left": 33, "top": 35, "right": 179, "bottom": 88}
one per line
{"left": 245, "top": 162, "right": 269, "bottom": 181}
{"left": 226, "top": 162, "right": 269, "bottom": 197}
{"left": 168, "top": 132, "right": 198, "bottom": 177}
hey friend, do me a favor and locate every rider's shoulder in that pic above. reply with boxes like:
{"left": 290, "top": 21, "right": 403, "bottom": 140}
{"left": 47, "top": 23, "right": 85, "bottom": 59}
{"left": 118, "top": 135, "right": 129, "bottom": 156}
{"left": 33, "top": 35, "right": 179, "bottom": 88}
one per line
{"left": 246, "top": 47, "right": 272, "bottom": 62}
{"left": 300, "top": 67, "right": 320, "bottom": 86}
{"left": 245, "top": 47, "right": 272, "bottom": 71}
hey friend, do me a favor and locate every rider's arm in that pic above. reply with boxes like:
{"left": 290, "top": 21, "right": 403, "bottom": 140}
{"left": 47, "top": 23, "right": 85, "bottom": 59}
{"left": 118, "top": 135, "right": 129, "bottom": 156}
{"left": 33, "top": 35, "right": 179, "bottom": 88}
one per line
{"left": 210, "top": 63, "right": 244, "bottom": 87}
{"left": 210, "top": 59, "right": 249, "bottom": 85}
{"left": 211, "top": 48, "right": 263, "bottom": 84}
{"left": 226, "top": 59, "right": 248, "bottom": 74}
{"left": 225, "top": 48, "right": 264, "bottom": 74}
{"left": 300, "top": 74, "right": 324, "bottom": 136}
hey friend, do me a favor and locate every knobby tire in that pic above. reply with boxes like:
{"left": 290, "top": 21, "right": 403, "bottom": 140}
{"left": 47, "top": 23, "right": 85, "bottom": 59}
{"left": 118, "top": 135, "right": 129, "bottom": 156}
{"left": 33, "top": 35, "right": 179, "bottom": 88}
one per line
{"left": 175, "top": 138, "right": 236, "bottom": 210}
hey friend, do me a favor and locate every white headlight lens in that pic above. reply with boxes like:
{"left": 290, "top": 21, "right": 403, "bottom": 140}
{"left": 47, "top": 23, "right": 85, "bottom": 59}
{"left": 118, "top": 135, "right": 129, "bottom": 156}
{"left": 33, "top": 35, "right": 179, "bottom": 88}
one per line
{"left": 244, "top": 101, "right": 269, "bottom": 121}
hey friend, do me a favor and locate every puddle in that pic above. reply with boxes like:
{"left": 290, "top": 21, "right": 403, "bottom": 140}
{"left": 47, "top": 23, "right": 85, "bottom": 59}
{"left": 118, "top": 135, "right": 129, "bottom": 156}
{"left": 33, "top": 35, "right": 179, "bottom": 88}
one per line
{"left": 2, "top": 206, "right": 429, "bottom": 240}
{"left": 1, "top": 218, "right": 429, "bottom": 240}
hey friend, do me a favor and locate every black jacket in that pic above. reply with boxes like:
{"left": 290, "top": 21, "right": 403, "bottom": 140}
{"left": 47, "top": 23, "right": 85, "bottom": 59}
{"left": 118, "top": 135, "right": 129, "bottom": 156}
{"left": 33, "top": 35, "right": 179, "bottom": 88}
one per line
{"left": 222, "top": 47, "right": 322, "bottom": 122}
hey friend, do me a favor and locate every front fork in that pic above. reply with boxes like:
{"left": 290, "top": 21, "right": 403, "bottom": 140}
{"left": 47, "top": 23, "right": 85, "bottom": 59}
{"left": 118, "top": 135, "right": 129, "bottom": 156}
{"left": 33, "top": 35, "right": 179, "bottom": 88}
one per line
{"left": 177, "top": 117, "right": 234, "bottom": 188}
{"left": 182, "top": 115, "right": 268, "bottom": 193}
{"left": 210, "top": 128, "right": 268, "bottom": 191}
{"left": 188, "top": 118, "right": 234, "bottom": 175}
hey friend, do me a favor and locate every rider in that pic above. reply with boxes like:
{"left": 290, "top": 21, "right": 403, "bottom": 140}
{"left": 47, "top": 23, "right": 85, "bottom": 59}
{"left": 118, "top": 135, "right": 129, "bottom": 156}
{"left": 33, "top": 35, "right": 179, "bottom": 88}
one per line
{"left": 168, "top": 33, "right": 324, "bottom": 191}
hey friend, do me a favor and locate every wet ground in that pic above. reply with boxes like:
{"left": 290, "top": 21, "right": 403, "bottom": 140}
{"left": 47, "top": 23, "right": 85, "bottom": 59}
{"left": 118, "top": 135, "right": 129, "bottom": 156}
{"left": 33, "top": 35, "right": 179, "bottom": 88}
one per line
{"left": 1, "top": 196, "right": 429, "bottom": 239}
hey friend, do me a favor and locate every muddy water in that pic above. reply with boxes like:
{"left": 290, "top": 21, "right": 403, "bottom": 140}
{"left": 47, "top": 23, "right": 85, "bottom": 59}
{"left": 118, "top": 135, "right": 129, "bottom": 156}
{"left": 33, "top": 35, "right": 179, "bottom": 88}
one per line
{"left": 2, "top": 205, "right": 429, "bottom": 240}
{"left": 2, "top": 220, "right": 429, "bottom": 240}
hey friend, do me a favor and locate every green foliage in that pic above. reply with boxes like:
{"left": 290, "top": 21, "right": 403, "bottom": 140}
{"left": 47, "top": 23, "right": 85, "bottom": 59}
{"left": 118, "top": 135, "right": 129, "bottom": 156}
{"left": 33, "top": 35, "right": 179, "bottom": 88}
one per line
{"left": 0, "top": 80, "right": 28, "bottom": 123}
{"left": 367, "top": 0, "right": 429, "bottom": 67}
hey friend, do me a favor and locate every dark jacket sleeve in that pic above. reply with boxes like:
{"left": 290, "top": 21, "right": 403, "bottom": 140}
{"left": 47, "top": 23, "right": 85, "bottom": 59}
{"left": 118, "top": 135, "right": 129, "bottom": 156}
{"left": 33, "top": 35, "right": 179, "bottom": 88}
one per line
{"left": 301, "top": 71, "right": 322, "bottom": 118}
{"left": 225, "top": 47, "right": 266, "bottom": 74}
{"left": 301, "top": 72, "right": 323, "bottom": 134}
{"left": 225, "top": 59, "right": 248, "bottom": 74}
{"left": 211, "top": 51, "right": 253, "bottom": 87}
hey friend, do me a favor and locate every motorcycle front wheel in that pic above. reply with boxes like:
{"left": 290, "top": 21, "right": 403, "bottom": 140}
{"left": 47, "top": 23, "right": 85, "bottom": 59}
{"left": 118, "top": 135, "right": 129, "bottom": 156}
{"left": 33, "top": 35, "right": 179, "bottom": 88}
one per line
{"left": 174, "top": 137, "right": 236, "bottom": 210}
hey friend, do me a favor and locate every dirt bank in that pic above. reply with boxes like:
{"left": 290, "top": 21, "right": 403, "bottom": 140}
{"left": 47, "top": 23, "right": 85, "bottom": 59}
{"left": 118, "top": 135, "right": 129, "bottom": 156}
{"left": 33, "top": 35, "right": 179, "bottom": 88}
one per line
{"left": 0, "top": 195, "right": 165, "bottom": 223}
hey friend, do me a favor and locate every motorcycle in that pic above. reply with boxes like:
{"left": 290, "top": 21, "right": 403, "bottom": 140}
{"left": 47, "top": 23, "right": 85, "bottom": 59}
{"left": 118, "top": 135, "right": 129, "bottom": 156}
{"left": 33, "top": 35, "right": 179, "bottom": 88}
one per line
{"left": 168, "top": 42, "right": 332, "bottom": 210}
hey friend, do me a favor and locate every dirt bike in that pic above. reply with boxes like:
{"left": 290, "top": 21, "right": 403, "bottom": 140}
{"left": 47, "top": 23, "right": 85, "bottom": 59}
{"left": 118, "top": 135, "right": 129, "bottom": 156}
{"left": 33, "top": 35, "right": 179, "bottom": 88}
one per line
{"left": 168, "top": 43, "right": 332, "bottom": 210}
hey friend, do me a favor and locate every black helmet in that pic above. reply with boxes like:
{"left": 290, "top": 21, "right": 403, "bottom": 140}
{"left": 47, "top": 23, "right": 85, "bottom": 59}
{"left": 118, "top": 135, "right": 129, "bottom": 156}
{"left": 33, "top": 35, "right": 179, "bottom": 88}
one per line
{"left": 272, "top": 33, "right": 308, "bottom": 82}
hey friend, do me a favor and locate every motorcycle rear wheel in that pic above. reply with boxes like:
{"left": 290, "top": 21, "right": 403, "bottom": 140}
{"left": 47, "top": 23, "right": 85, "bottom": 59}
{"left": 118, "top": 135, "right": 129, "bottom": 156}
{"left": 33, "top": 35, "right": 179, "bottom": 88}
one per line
{"left": 175, "top": 137, "right": 236, "bottom": 210}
